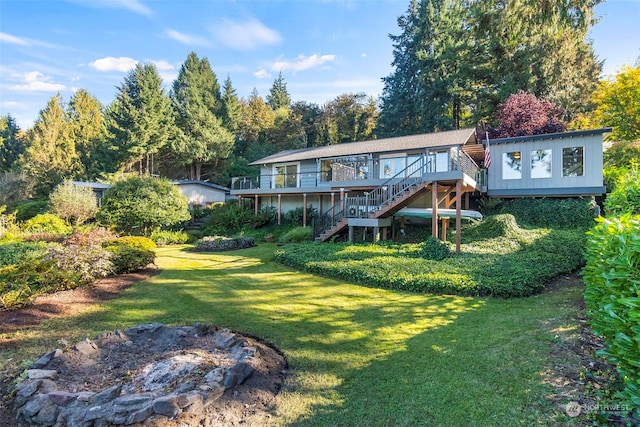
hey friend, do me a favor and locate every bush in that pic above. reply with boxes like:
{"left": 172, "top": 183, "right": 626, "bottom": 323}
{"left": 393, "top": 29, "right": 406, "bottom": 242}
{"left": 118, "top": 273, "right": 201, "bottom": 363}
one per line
{"left": 604, "top": 167, "right": 640, "bottom": 215}
{"left": 49, "top": 180, "right": 99, "bottom": 225}
{"left": 284, "top": 206, "right": 318, "bottom": 227}
{"left": 97, "top": 176, "right": 190, "bottom": 234}
{"left": 150, "top": 230, "right": 190, "bottom": 245}
{"left": 584, "top": 215, "right": 640, "bottom": 409}
{"left": 203, "top": 201, "right": 275, "bottom": 235}
{"left": 103, "top": 236, "right": 156, "bottom": 274}
{"left": 274, "top": 221, "right": 586, "bottom": 298}
{"left": 499, "top": 197, "right": 597, "bottom": 229}
{"left": 11, "top": 200, "right": 48, "bottom": 222}
{"left": 22, "top": 213, "right": 72, "bottom": 234}
{"left": 280, "top": 227, "right": 312, "bottom": 244}
{"left": 194, "top": 235, "right": 255, "bottom": 252}
{"left": 0, "top": 241, "right": 47, "bottom": 267}
{"left": 462, "top": 214, "right": 522, "bottom": 240}
{"left": 419, "top": 237, "right": 450, "bottom": 260}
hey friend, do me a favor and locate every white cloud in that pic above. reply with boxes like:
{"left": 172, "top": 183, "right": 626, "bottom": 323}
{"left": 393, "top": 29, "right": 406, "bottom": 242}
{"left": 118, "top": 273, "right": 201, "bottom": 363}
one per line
{"left": 9, "top": 71, "right": 66, "bottom": 92}
{"left": 271, "top": 54, "right": 337, "bottom": 73}
{"left": 70, "top": 0, "right": 152, "bottom": 17}
{"left": 212, "top": 19, "right": 282, "bottom": 51}
{"left": 151, "top": 60, "right": 174, "bottom": 71}
{"left": 254, "top": 68, "right": 271, "bottom": 79}
{"left": 0, "top": 32, "right": 29, "bottom": 46}
{"left": 89, "top": 56, "right": 138, "bottom": 72}
{"left": 165, "top": 29, "right": 209, "bottom": 46}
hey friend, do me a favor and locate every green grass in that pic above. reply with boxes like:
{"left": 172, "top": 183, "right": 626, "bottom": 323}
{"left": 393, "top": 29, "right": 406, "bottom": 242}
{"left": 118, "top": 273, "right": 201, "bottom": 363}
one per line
{"left": 0, "top": 244, "right": 585, "bottom": 426}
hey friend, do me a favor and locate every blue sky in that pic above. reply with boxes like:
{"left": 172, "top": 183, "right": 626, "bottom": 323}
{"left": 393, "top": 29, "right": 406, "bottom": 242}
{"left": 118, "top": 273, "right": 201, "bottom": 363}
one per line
{"left": 1, "top": 0, "right": 639, "bottom": 129}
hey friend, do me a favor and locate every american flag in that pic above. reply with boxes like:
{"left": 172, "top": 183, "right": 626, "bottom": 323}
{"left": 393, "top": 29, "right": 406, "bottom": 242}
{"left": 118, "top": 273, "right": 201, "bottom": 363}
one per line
{"left": 484, "top": 131, "right": 492, "bottom": 169}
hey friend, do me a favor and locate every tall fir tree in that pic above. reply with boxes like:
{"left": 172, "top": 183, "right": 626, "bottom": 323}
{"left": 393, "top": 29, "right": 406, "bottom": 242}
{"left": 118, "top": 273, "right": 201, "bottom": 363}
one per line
{"left": 0, "top": 114, "right": 23, "bottom": 173}
{"left": 107, "top": 63, "right": 175, "bottom": 175}
{"left": 266, "top": 72, "right": 292, "bottom": 110}
{"left": 221, "top": 75, "right": 243, "bottom": 135}
{"left": 67, "top": 89, "right": 112, "bottom": 180}
{"left": 170, "top": 52, "right": 234, "bottom": 180}
{"left": 19, "top": 94, "right": 81, "bottom": 196}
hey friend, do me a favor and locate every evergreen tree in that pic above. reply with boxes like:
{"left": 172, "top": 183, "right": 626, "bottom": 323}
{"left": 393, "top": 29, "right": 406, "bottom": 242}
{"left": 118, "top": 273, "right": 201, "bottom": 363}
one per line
{"left": 0, "top": 114, "right": 23, "bottom": 173}
{"left": 291, "top": 101, "right": 323, "bottom": 147}
{"left": 221, "top": 75, "right": 243, "bottom": 135}
{"left": 107, "top": 63, "right": 175, "bottom": 175}
{"left": 266, "top": 72, "right": 292, "bottom": 110}
{"left": 19, "top": 94, "right": 81, "bottom": 196}
{"left": 67, "top": 89, "right": 112, "bottom": 180}
{"left": 170, "top": 52, "right": 234, "bottom": 180}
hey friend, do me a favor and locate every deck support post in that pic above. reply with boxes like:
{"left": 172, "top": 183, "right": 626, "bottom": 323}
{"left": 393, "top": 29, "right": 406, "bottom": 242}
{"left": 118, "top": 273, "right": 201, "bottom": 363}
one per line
{"left": 456, "top": 180, "right": 462, "bottom": 254}
{"left": 431, "top": 181, "right": 438, "bottom": 239}
{"left": 303, "top": 193, "right": 307, "bottom": 227}
{"left": 277, "top": 194, "right": 282, "bottom": 225}
{"left": 348, "top": 225, "right": 354, "bottom": 243}
{"left": 330, "top": 192, "right": 335, "bottom": 219}
{"left": 254, "top": 195, "right": 259, "bottom": 216}
{"left": 373, "top": 226, "right": 380, "bottom": 242}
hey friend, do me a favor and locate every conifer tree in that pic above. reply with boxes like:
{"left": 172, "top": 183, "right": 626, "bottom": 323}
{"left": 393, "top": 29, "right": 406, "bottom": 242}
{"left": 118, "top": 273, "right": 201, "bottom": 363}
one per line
{"left": 0, "top": 114, "right": 23, "bottom": 173}
{"left": 266, "top": 72, "right": 292, "bottom": 110}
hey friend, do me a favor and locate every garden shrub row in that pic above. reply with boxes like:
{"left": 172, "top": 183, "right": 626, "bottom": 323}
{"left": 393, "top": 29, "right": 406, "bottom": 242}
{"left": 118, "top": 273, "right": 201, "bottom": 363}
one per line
{"left": 482, "top": 197, "right": 598, "bottom": 229}
{"left": 0, "top": 231, "right": 156, "bottom": 309}
{"left": 194, "top": 235, "right": 255, "bottom": 252}
{"left": 274, "top": 216, "right": 586, "bottom": 298}
{"left": 584, "top": 215, "right": 640, "bottom": 409}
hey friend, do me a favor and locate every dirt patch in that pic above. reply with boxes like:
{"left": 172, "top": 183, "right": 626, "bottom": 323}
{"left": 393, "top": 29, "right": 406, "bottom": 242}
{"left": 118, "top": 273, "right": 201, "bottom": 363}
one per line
{"left": 0, "top": 269, "right": 287, "bottom": 427}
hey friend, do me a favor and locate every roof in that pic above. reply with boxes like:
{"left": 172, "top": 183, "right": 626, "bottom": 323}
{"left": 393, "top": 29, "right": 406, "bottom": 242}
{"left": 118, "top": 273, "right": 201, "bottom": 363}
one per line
{"left": 483, "top": 128, "right": 612, "bottom": 145}
{"left": 72, "top": 181, "right": 112, "bottom": 190}
{"left": 250, "top": 128, "right": 478, "bottom": 165}
{"left": 172, "top": 180, "right": 230, "bottom": 192}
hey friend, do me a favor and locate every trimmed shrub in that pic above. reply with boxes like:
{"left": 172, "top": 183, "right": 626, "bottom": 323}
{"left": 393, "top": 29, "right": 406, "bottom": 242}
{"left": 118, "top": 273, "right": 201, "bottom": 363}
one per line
{"left": 499, "top": 197, "right": 597, "bottom": 229}
{"left": 150, "top": 230, "right": 190, "bottom": 245}
{"left": 103, "top": 236, "right": 156, "bottom": 274}
{"left": 419, "top": 237, "right": 450, "bottom": 260}
{"left": 462, "top": 214, "right": 522, "bottom": 240}
{"left": 280, "top": 227, "right": 312, "bottom": 244}
{"left": 584, "top": 215, "right": 640, "bottom": 409}
{"left": 97, "top": 176, "right": 190, "bottom": 234}
{"left": 203, "top": 201, "right": 275, "bottom": 235}
{"left": 22, "top": 213, "right": 71, "bottom": 234}
{"left": 194, "top": 236, "right": 255, "bottom": 252}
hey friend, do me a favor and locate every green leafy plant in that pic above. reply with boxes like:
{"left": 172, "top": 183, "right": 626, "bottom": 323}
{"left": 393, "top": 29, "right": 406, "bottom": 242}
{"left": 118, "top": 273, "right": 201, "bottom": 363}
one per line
{"left": 22, "top": 213, "right": 72, "bottom": 235}
{"left": 150, "top": 230, "right": 190, "bottom": 245}
{"left": 11, "top": 200, "right": 48, "bottom": 222}
{"left": 202, "top": 200, "right": 275, "bottom": 235}
{"left": 0, "top": 241, "right": 47, "bottom": 267}
{"left": 604, "top": 167, "right": 640, "bottom": 215}
{"left": 279, "top": 226, "right": 312, "bottom": 244}
{"left": 97, "top": 176, "right": 190, "bottom": 235}
{"left": 419, "top": 237, "right": 450, "bottom": 260}
{"left": 499, "top": 197, "right": 597, "bottom": 229}
{"left": 103, "top": 236, "right": 156, "bottom": 274}
{"left": 194, "top": 235, "right": 255, "bottom": 251}
{"left": 584, "top": 215, "right": 640, "bottom": 409}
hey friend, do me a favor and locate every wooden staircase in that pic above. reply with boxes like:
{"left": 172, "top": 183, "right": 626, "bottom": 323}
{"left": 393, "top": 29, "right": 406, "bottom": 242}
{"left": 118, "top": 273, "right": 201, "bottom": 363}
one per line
{"left": 314, "top": 156, "right": 432, "bottom": 242}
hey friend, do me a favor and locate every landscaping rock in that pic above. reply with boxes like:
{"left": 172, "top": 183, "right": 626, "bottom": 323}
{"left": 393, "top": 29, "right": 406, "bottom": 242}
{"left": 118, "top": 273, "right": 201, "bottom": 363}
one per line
{"left": 12, "top": 324, "right": 268, "bottom": 426}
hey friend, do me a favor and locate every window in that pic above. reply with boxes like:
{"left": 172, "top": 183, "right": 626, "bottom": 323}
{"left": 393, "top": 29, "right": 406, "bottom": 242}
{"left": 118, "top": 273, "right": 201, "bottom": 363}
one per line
{"left": 563, "top": 147, "right": 584, "bottom": 177}
{"left": 531, "top": 149, "right": 552, "bottom": 178}
{"left": 273, "top": 163, "right": 298, "bottom": 188}
{"left": 428, "top": 151, "right": 450, "bottom": 173}
{"left": 379, "top": 157, "right": 406, "bottom": 178}
{"left": 320, "top": 156, "right": 369, "bottom": 181}
{"left": 502, "top": 151, "right": 522, "bottom": 179}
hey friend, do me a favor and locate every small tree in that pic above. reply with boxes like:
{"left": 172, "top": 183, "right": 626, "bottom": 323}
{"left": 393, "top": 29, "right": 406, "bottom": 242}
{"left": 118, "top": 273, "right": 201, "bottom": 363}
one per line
{"left": 49, "top": 180, "right": 98, "bottom": 226}
{"left": 97, "top": 176, "right": 190, "bottom": 234}
{"left": 490, "top": 91, "right": 566, "bottom": 138}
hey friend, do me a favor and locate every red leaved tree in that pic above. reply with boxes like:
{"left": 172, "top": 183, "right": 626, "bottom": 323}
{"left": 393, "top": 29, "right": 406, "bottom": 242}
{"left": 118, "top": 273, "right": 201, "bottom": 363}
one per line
{"left": 490, "top": 91, "right": 567, "bottom": 138}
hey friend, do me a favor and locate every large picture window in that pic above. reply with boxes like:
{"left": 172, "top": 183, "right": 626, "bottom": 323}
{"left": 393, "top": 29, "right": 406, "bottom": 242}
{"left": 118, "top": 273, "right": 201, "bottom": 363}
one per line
{"left": 531, "top": 149, "right": 552, "bottom": 178}
{"left": 320, "top": 156, "right": 369, "bottom": 182}
{"left": 502, "top": 151, "right": 522, "bottom": 180}
{"left": 563, "top": 147, "right": 584, "bottom": 177}
{"left": 273, "top": 163, "right": 298, "bottom": 188}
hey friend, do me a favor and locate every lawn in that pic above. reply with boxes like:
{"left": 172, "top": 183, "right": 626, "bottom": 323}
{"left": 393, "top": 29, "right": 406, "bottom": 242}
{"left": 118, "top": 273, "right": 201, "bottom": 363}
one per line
{"left": 0, "top": 244, "right": 585, "bottom": 426}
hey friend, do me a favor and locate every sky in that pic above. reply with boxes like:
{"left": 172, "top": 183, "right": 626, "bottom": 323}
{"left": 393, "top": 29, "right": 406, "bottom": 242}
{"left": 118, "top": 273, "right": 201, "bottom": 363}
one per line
{"left": 1, "top": 0, "right": 639, "bottom": 130}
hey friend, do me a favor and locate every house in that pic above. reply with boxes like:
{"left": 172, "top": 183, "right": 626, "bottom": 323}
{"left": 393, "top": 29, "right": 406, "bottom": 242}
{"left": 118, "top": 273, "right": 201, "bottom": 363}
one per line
{"left": 172, "top": 180, "right": 231, "bottom": 207}
{"left": 72, "top": 180, "right": 231, "bottom": 209}
{"left": 230, "top": 127, "right": 609, "bottom": 251}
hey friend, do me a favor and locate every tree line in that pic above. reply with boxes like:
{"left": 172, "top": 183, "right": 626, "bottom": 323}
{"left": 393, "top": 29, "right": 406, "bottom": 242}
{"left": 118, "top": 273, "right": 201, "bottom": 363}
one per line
{"left": 1, "top": 0, "right": 638, "bottom": 204}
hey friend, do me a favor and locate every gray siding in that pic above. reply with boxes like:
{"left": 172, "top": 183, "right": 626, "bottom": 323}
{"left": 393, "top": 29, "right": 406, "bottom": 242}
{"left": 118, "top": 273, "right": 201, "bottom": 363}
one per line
{"left": 487, "top": 133, "right": 604, "bottom": 197}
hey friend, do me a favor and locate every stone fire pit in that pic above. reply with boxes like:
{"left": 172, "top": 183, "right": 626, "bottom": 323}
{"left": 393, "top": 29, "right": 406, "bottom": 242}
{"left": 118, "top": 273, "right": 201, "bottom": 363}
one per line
{"left": 13, "top": 323, "right": 286, "bottom": 426}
